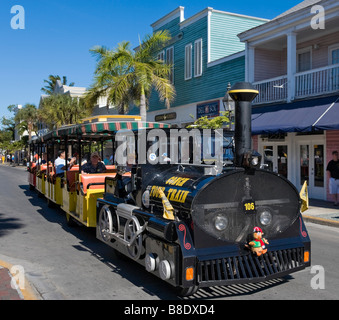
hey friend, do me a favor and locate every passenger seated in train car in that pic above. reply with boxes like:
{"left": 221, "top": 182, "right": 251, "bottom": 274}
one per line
{"left": 81, "top": 152, "right": 106, "bottom": 174}
{"left": 71, "top": 152, "right": 79, "bottom": 165}
{"left": 55, "top": 150, "right": 77, "bottom": 178}
{"left": 103, "top": 154, "right": 110, "bottom": 165}
{"left": 42, "top": 152, "right": 48, "bottom": 164}
{"left": 81, "top": 152, "right": 90, "bottom": 166}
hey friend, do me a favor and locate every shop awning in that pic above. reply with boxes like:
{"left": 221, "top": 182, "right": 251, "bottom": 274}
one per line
{"left": 252, "top": 95, "right": 339, "bottom": 135}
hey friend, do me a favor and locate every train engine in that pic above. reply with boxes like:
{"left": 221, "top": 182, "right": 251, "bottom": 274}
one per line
{"left": 96, "top": 82, "right": 311, "bottom": 296}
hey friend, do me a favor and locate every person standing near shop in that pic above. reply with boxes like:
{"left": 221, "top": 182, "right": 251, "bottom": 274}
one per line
{"left": 326, "top": 150, "right": 339, "bottom": 206}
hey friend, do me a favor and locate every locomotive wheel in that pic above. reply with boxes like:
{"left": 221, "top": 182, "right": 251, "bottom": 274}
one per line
{"left": 176, "top": 285, "right": 199, "bottom": 297}
{"left": 98, "top": 205, "right": 113, "bottom": 242}
{"left": 124, "top": 216, "right": 143, "bottom": 260}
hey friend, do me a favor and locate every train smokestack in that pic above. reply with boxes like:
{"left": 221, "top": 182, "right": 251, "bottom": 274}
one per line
{"left": 228, "top": 82, "right": 258, "bottom": 167}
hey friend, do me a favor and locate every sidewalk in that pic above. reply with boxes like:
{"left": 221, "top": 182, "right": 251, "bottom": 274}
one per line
{"left": 0, "top": 260, "right": 40, "bottom": 300}
{"left": 0, "top": 267, "right": 24, "bottom": 300}
{"left": 303, "top": 198, "right": 339, "bottom": 228}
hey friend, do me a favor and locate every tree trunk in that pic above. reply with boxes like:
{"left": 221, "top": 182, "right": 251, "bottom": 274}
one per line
{"left": 118, "top": 104, "right": 125, "bottom": 115}
{"left": 140, "top": 92, "right": 147, "bottom": 122}
{"left": 28, "top": 122, "right": 32, "bottom": 142}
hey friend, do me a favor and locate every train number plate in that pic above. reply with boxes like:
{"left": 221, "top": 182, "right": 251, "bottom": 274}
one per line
{"left": 243, "top": 200, "right": 256, "bottom": 214}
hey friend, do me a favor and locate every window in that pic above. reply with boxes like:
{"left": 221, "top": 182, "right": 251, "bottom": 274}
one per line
{"left": 329, "top": 45, "right": 339, "bottom": 91}
{"left": 166, "top": 47, "right": 174, "bottom": 84}
{"left": 157, "top": 50, "right": 164, "bottom": 63}
{"left": 332, "top": 48, "right": 339, "bottom": 64}
{"left": 297, "top": 48, "right": 312, "bottom": 72}
{"left": 329, "top": 45, "right": 339, "bottom": 65}
{"left": 185, "top": 44, "right": 192, "bottom": 80}
{"left": 194, "top": 39, "right": 203, "bottom": 77}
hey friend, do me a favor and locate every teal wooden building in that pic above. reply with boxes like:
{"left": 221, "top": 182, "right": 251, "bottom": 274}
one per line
{"left": 146, "top": 6, "right": 268, "bottom": 127}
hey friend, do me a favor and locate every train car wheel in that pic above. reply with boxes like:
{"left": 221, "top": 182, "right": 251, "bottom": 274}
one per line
{"left": 66, "top": 213, "right": 77, "bottom": 227}
{"left": 47, "top": 198, "right": 54, "bottom": 208}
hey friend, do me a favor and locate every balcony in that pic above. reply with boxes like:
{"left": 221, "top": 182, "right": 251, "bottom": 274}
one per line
{"left": 253, "top": 75, "right": 288, "bottom": 104}
{"left": 253, "top": 64, "right": 339, "bottom": 105}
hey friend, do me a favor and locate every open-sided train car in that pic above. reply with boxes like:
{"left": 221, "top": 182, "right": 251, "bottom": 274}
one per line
{"left": 28, "top": 115, "right": 170, "bottom": 227}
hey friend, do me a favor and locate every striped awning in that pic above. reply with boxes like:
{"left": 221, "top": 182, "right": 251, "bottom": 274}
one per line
{"left": 33, "top": 121, "right": 171, "bottom": 143}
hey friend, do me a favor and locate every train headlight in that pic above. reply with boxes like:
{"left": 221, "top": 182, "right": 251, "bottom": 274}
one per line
{"left": 259, "top": 209, "right": 272, "bottom": 226}
{"left": 242, "top": 150, "right": 262, "bottom": 168}
{"left": 214, "top": 215, "right": 228, "bottom": 231}
{"left": 251, "top": 156, "right": 259, "bottom": 166}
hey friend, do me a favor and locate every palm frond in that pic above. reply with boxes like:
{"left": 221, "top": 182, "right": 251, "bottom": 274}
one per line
{"left": 87, "top": 31, "right": 174, "bottom": 120}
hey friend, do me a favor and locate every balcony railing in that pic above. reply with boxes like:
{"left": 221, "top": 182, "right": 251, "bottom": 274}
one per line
{"left": 253, "top": 64, "right": 339, "bottom": 105}
{"left": 295, "top": 63, "right": 339, "bottom": 98}
{"left": 253, "top": 75, "right": 287, "bottom": 104}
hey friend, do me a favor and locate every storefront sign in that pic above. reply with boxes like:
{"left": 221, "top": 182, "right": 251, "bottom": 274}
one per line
{"left": 197, "top": 100, "right": 220, "bottom": 118}
{"left": 155, "top": 112, "right": 177, "bottom": 122}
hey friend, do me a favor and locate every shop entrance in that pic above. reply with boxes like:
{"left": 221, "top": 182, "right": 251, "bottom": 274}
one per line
{"left": 297, "top": 141, "right": 325, "bottom": 199}
{"left": 262, "top": 144, "right": 288, "bottom": 179}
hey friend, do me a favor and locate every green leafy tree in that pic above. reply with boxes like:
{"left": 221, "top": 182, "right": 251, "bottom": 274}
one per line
{"left": 39, "top": 94, "right": 92, "bottom": 129}
{"left": 41, "top": 75, "right": 75, "bottom": 95}
{"left": 0, "top": 130, "right": 13, "bottom": 153}
{"left": 14, "top": 104, "right": 38, "bottom": 141}
{"left": 85, "top": 30, "right": 176, "bottom": 121}
{"left": 1, "top": 105, "right": 17, "bottom": 140}
{"left": 187, "top": 112, "right": 232, "bottom": 129}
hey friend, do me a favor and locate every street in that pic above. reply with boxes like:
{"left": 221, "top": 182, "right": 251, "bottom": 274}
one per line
{"left": 0, "top": 164, "right": 338, "bottom": 300}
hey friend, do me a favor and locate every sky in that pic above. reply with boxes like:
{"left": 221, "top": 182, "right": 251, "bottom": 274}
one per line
{"left": 0, "top": 0, "right": 303, "bottom": 120}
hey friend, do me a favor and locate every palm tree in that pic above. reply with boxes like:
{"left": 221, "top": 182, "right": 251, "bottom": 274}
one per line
{"left": 85, "top": 30, "right": 176, "bottom": 121}
{"left": 39, "top": 94, "right": 92, "bottom": 129}
{"left": 41, "top": 75, "right": 75, "bottom": 95}
{"left": 14, "top": 104, "right": 38, "bottom": 141}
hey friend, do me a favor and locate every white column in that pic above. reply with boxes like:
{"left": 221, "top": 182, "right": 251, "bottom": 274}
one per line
{"left": 245, "top": 42, "right": 255, "bottom": 83}
{"left": 287, "top": 32, "right": 297, "bottom": 102}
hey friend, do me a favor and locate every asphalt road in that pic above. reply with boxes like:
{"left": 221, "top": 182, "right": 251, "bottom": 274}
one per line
{"left": 0, "top": 164, "right": 338, "bottom": 300}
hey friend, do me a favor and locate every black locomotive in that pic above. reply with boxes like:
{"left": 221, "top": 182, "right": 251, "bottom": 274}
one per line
{"left": 96, "top": 82, "right": 311, "bottom": 296}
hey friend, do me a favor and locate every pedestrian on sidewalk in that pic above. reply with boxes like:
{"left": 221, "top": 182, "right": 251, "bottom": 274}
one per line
{"left": 326, "top": 150, "right": 339, "bottom": 206}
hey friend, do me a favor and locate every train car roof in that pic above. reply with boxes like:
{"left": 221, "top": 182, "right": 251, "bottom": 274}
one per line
{"left": 31, "top": 120, "right": 171, "bottom": 144}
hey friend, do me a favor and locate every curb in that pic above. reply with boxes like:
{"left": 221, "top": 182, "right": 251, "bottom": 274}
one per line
{"left": 303, "top": 215, "right": 339, "bottom": 228}
{"left": 0, "top": 260, "right": 40, "bottom": 300}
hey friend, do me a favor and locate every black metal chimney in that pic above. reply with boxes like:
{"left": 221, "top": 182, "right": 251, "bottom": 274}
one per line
{"left": 228, "top": 82, "right": 258, "bottom": 167}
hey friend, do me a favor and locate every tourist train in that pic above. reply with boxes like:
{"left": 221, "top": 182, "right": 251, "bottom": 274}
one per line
{"left": 28, "top": 82, "right": 310, "bottom": 296}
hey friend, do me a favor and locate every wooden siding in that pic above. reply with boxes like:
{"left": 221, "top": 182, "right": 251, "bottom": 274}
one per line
{"left": 254, "top": 48, "right": 287, "bottom": 82}
{"left": 149, "top": 15, "right": 246, "bottom": 112}
{"left": 210, "top": 12, "right": 266, "bottom": 62}
{"left": 297, "top": 31, "right": 339, "bottom": 69}
{"left": 326, "top": 130, "right": 339, "bottom": 201}
{"left": 153, "top": 16, "right": 181, "bottom": 35}
{"left": 254, "top": 31, "right": 339, "bottom": 82}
